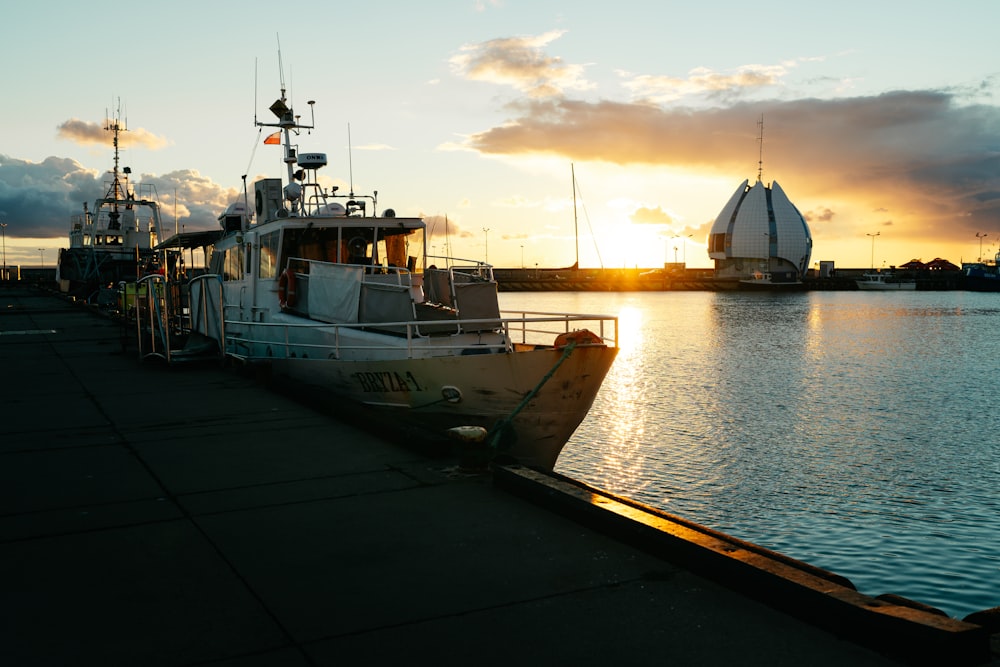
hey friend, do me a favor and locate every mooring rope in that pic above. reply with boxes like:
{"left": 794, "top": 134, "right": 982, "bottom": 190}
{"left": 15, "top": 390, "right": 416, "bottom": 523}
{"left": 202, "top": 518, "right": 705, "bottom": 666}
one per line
{"left": 488, "top": 338, "right": 579, "bottom": 452}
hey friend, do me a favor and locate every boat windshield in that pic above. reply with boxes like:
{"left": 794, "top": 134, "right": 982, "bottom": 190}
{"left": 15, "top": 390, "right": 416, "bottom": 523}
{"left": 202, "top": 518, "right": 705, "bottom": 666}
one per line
{"left": 276, "top": 224, "right": 424, "bottom": 275}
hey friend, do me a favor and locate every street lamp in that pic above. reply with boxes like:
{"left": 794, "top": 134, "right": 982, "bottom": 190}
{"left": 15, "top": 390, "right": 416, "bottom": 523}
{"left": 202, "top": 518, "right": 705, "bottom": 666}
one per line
{"left": 1, "top": 220, "right": 7, "bottom": 281}
{"left": 482, "top": 227, "right": 490, "bottom": 264}
{"left": 520, "top": 244, "right": 524, "bottom": 269}
{"left": 866, "top": 232, "right": 880, "bottom": 270}
{"left": 38, "top": 248, "right": 44, "bottom": 267}
{"left": 976, "top": 232, "right": 988, "bottom": 262}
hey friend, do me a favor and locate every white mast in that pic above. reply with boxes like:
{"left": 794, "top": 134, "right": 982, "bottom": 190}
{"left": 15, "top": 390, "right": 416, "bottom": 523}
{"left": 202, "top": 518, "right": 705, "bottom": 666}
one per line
{"left": 572, "top": 163, "right": 579, "bottom": 269}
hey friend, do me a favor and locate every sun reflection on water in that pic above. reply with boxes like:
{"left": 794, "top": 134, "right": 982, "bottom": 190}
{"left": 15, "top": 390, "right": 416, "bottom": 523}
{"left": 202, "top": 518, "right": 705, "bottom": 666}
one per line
{"left": 576, "top": 304, "right": 651, "bottom": 494}
{"left": 533, "top": 290, "right": 1000, "bottom": 619}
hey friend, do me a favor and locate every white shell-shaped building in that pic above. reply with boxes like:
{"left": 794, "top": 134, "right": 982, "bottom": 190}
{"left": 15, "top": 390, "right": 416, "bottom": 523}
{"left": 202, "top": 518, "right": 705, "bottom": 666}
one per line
{"left": 707, "top": 179, "right": 812, "bottom": 281}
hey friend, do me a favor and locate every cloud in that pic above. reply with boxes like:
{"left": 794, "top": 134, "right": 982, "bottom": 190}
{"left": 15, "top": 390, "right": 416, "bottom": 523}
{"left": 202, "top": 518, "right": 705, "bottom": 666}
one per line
{"left": 57, "top": 119, "right": 170, "bottom": 150}
{"left": 0, "top": 154, "right": 236, "bottom": 239}
{"left": 141, "top": 169, "right": 242, "bottom": 231}
{"left": 450, "top": 30, "right": 594, "bottom": 98}
{"left": 806, "top": 207, "right": 836, "bottom": 223}
{"left": 622, "top": 64, "right": 790, "bottom": 104}
{"left": 474, "top": 0, "right": 504, "bottom": 10}
{"left": 464, "top": 90, "right": 1000, "bottom": 242}
{"left": 630, "top": 205, "right": 674, "bottom": 225}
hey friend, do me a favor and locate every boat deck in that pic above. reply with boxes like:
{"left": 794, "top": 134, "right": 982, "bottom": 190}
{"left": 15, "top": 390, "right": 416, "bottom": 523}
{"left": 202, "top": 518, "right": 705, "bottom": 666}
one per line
{"left": 1, "top": 285, "right": 996, "bottom": 666}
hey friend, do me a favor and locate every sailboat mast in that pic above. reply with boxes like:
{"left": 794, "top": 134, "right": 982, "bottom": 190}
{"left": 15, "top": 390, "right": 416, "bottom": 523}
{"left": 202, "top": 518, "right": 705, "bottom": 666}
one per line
{"left": 572, "top": 163, "right": 579, "bottom": 268}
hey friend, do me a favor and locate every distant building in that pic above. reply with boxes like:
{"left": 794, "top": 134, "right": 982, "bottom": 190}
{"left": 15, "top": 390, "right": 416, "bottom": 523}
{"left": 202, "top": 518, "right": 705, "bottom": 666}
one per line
{"left": 707, "top": 179, "right": 813, "bottom": 282}
{"left": 902, "top": 258, "right": 960, "bottom": 271}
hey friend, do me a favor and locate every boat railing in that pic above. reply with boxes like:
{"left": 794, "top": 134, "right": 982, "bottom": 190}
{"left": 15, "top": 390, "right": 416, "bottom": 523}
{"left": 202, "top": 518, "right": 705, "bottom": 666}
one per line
{"left": 500, "top": 310, "right": 619, "bottom": 348}
{"left": 425, "top": 254, "right": 494, "bottom": 281}
{"left": 133, "top": 274, "right": 174, "bottom": 362}
{"left": 222, "top": 318, "right": 504, "bottom": 360}
{"left": 286, "top": 256, "right": 418, "bottom": 285}
{"left": 133, "top": 272, "right": 225, "bottom": 363}
{"left": 286, "top": 257, "right": 505, "bottom": 329}
{"left": 222, "top": 311, "right": 618, "bottom": 360}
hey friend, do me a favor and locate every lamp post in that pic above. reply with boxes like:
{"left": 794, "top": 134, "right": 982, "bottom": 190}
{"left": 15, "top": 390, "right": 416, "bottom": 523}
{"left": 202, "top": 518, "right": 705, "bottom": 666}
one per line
{"left": 682, "top": 234, "right": 692, "bottom": 264}
{"left": 671, "top": 235, "right": 679, "bottom": 263}
{"left": 977, "top": 232, "right": 988, "bottom": 262}
{"left": 866, "top": 232, "right": 880, "bottom": 271}
{"left": 1, "top": 220, "right": 7, "bottom": 281}
{"left": 38, "top": 248, "right": 44, "bottom": 267}
{"left": 520, "top": 244, "right": 524, "bottom": 269}
{"left": 482, "top": 227, "right": 490, "bottom": 264}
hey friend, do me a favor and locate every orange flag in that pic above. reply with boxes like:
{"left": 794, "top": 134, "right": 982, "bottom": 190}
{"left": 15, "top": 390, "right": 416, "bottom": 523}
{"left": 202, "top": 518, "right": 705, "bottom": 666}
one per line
{"left": 264, "top": 132, "right": 280, "bottom": 145}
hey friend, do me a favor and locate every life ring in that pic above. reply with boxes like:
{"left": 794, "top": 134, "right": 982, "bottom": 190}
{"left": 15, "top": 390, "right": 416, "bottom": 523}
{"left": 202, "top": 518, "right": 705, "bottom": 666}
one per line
{"left": 278, "top": 269, "right": 298, "bottom": 309}
{"left": 554, "top": 329, "right": 602, "bottom": 348}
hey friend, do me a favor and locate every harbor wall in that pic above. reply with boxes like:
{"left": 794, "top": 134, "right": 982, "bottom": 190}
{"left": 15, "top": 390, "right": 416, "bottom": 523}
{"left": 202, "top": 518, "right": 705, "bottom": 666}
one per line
{"left": 493, "top": 267, "right": 966, "bottom": 291}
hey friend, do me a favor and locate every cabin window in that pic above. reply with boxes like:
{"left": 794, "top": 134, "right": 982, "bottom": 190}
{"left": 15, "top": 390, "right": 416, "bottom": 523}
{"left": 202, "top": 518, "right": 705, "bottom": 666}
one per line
{"left": 223, "top": 245, "right": 244, "bottom": 281}
{"left": 259, "top": 231, "right": 279, "bottom": 279}
{"left": 381, "top": 227, "right": 423, "bottom": 273}
{"left": 278, "top": 227, "right": 342, "bottom": 270}
{"left": 345, "top": 228, "right": 375, "bottom": 265}
{"left": 709, "top": 233, "right": 727, "bottom": 253}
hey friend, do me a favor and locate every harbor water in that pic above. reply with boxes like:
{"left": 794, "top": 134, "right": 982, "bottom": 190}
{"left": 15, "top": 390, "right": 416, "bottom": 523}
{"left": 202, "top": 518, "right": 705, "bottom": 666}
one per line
{"left": 499, "top": 289, "right": 1000, "bottom": 620}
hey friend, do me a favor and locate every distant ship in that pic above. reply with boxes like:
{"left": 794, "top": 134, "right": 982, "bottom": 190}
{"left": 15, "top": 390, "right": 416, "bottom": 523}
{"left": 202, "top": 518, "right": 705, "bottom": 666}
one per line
{"left": 56, "top": 110, "right": 165, "bottom": 303}
{"left": 739, "top": 270, "right": 804, "bottom": 289}
{"left": 855, "top": 272, "right": 916, "bottom": 291}
{"left": 962, "top": 251, "right": 1000, "bottom": 292}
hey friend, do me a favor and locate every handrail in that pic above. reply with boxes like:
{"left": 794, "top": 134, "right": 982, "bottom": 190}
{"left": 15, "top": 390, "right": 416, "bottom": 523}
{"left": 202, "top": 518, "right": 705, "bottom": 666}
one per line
{"left": 133, "top": 273, "right": 226, "bottom": 363}
{"left": 285, "top": 256, "right": 417, "bottom": 287}
{"left": 220, "top": 311, "right": 617, "bottom": 360}
{"left": 499, "top": 310, "right": 619, "bottom": 348}
{"left": 135, "top": 274, "right": 170, "bottom": 362}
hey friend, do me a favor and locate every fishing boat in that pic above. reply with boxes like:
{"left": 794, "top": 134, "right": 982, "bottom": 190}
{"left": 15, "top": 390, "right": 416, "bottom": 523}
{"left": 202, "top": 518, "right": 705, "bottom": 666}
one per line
{"left": 57, "top": 110, "right": 166, "bottom": 303}
{"left": 134, "top": 83, "right": 618, "bottom": 471}
{"left": 962, "top": 251, "right": 1000, "bottom": 292}
{"left": 854, "top": 272, "right": 916, "bottom": 290}
{"left": 739, "top": 270, "right": 803, "bottom": 290}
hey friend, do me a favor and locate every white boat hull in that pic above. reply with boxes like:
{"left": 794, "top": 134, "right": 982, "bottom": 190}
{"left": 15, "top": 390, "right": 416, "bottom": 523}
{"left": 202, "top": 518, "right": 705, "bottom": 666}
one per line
{"left": 264, "top": 343, "right": 617, "bottom": 470}
{"left": 139, "top": 81, "right": 620, "bottom": 472}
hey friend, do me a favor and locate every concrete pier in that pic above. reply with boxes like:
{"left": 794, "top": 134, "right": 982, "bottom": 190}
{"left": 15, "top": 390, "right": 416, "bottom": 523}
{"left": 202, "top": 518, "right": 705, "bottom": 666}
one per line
{"left": 1, "top": 285, "right": 996, "bottom": 666}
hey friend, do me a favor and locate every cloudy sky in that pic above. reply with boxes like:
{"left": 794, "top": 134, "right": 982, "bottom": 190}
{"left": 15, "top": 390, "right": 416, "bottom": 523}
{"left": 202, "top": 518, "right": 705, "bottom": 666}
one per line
{"left": 2, "top": 0, "right": 999, "bottom": 270}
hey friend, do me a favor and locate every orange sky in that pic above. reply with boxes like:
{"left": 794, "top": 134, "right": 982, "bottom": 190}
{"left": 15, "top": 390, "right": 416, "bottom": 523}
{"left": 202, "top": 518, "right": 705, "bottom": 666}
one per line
{"left": 2, "top": 4, "right": 999, "bottom": 271}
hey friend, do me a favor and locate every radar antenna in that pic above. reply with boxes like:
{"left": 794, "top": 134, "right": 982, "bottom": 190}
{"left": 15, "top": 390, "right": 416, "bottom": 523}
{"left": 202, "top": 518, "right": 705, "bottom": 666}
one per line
{"left": 276, "top": 34, "right": 286, "bottom": 98}
{"left": 103, "top": 99, "right": 128, "bottom": 229}
{"left": 756, "top": 114, "right": 765, "bottom": 183}
{"left": 347, "top": 123, "right": 354, "bottom": 197}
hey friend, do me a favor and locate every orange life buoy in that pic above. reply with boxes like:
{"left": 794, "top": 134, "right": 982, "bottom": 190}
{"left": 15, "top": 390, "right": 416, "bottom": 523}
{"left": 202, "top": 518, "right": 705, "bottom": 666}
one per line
{"left": 278, "top": 269, "right": 298, "bottom": 309}
{"left": 554, "top": 328, "right": 603, "bottom": 348}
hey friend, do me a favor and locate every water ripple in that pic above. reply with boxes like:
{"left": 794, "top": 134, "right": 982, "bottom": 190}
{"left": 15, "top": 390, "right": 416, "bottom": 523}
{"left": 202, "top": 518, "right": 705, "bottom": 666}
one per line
{"left": 503, "top": 290, "right": 1000, "bottom": 619}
